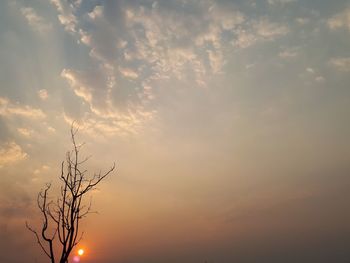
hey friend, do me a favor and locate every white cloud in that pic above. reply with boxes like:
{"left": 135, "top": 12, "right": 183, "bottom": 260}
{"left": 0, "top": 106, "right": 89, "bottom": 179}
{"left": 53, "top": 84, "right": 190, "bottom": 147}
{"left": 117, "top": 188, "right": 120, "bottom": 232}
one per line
{"left": 79, "top": 30, "right": 91, "bottom": 46}
{"left": 62, "top": 107, "right": 155, "bottom": 137}
{"left": 233, "top": 19, "right": 288, "bottom": 48}
{"left": 295, "top": 17, "right": 310, "bottom": 25}
{"left": 123, "top": 3, "right": 249, "bottom": 84}
{"left": 51, "top": 0, "right": 78, "bottom": 33}
{"left": 0, "top": 142, "right": 27, "bottom": 168}
{"left": 329, "top": 57, "right": 350, "bottom": 72}
{"left": 17, "top": 128, "right": 33, "bottom": 137}
{"left": 207, "top": 50, "right": 224, "bottom": 74}
{"left": 245, "top": 63, "right": 256, "bottom": 69}
{"left": 20, "top": 7, "right": 52, "bottom": 33}
{"left": 33, "top": 165, "right": 50, "bottom": 175}
{"left": 32, "top": 165, "right": 50, "bottom": 182}
{"left": 233, "top": 30, "right": 257, "bottom": 48}
{"left": 48, "top": 126, "right": 56, "bottom": 133}
{"left": 268, "top": 0, "right": 297, "bottom": 5}
{"left": 279, "top": 48, "right": 298, "bottom": 58}
{"left": 38, "top": 89, "right": 48, "bottom": 100}
{"left": 306, "top": 67, "right": 315, "bottom": 74}
{"left": 61, "top": 69, "right": 95, "bottom": 105}
{"left": 315, "top": 76, "right": 325, "bottom": 83}
{"left": 119, "top": 67, "right": 139, "bottom": 79}
{"left": 327, "top": 9, "right": 350, "bottom": 31}
{"left": 61, "top": 68, "right": 155, "bottom": 137}
{"left": 254, "top": 18, "right": 289, "bottom": 38}
{"left": 302, "top": 67, "right": 325, "bottom": 83}
{"left": 209, "top": 4, "right": 245, "bottom": 31}
{"left": 52, "top": 1, "right": 290, "bottom": 137}
{"left": 0, "top": 97, "right": 46, "bottom": 119}
{"left": 88, "top": 5, "right": 104, "bottom": 20}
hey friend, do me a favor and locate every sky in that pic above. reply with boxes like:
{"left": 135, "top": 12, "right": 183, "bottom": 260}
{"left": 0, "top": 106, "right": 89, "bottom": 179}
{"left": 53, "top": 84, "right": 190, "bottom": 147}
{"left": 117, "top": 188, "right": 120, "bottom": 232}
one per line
{"left": 0, "top": 0, "right": 350, "bottom": 262}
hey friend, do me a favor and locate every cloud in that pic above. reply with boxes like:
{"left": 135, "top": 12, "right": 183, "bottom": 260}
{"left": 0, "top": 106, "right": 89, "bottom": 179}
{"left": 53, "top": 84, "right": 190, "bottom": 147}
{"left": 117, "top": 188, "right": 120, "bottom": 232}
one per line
{"left": 327, "top": 9, "right": 350, "bottom": 31}
{"left": 20, "top": 7, "right": 52, "bottom": 33}
{"left": 50, "top": 0, "right": 78, "bottom": 33}
{"left": 32, "top": 164, "right": 50, "bottom": 181}
{"left": 0, "top": 97, "right": 46, "bottom": 119}
{"left": 306, "top": 67, "right": 315, "bottom": 74}
{"left": 254, "top": 18, "right": 289, "bottom": 38}
{"left": 51, "top": 1, "right": 289, "bottom": 136}
{"left": 279, "top": 48, "right": 298, "bottom": 58}
{"left": 88, "top": 5, "right": 103, "bottom": 20}
{"left": 233, "top": 30, "right": 257, "bottom": 48}
{"left": 37, "top": 89, "right": 49, "bottom": 100}
{"left": 295, "top": 17, "right": 310, "bottom": 25}
{"left": 61, "top": 68, "right": 102, "bottom": 107}
{"left": 207, "top": 50, "right": 224, "bottom": 74}
{"left": 17, "top": 128, "right": 34, "bottom": 137}
{"left": 329, "top": 57, "right": 350, "bottom": 72}
{"left": 233, "top": 18, "right": 288, "bottom": 48}
{"left": 119, "top": 67, "right": 139, "bottom": 79}
{"left": 0, "top": 142, "right": 27, "bottom": 168}
{"left": 62, "top": 108, "right": 155, "bottom": 138}
{"left": 304, "top": 67, "right": 325, "bottom": 82}
{"left": 123, "top": 4, "right": 211, "bottom": 82}
{"left": 315, "top": 76, "right": 325, "bottom": 83}
{"left": 267, "top": 0, "right": 297, "bottom": 5}
{"left": 48, "top": 126, "right": 56, "bottom": 133}
{"left": 61, "top": 68, "right": 155, "bottom": 137}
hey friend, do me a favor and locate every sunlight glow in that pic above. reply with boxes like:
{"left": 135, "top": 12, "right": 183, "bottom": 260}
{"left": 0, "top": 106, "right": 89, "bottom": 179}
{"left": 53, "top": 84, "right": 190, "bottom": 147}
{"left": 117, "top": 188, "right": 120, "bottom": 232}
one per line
{"left": 78, "top": 249, "right": 84, "bottom": 256}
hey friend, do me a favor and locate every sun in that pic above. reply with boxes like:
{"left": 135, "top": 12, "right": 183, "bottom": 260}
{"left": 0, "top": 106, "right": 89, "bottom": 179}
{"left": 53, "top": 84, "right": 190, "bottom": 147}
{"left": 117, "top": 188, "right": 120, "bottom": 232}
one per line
{"left": 78, "top": 249, "right": 84, "bottom": 256}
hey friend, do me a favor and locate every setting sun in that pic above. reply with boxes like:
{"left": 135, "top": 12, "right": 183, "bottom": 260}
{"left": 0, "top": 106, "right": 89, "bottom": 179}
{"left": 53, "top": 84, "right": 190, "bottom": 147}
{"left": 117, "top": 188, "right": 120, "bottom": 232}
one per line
{"left": 78, "top": 249, "right": 84, "bottom": 256}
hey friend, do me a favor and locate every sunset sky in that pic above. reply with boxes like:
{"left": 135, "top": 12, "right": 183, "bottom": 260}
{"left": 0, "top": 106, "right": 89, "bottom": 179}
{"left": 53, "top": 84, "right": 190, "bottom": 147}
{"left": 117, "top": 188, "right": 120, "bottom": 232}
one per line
{"left": 1, "top": 0, "right": 350, "bottom": 262}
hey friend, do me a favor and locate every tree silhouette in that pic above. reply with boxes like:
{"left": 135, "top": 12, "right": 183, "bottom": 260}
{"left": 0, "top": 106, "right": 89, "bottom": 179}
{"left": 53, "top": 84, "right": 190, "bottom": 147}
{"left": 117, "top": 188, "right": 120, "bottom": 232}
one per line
{"left": 26, "top": 124, "right": 115, "bottom": 263}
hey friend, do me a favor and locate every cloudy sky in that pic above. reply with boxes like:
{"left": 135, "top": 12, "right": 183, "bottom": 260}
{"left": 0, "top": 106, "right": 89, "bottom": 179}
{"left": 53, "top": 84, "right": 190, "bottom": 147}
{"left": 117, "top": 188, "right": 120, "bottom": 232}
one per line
{"left": 1, "top": 0, "right": 350, "bottom": 262}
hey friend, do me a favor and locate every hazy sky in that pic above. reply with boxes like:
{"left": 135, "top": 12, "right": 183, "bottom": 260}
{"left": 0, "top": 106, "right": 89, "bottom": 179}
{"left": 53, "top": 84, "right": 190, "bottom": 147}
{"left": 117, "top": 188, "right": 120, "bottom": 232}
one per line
{"left": 1, "top": 0, "right": 350, "bottom": 262}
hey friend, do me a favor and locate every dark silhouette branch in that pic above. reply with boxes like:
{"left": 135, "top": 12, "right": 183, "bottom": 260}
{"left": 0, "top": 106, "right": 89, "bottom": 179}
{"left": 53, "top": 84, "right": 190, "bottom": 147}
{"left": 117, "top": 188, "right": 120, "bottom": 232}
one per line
{"left": 27, "top": 123, "right": 116, "bottom": 263}
{"left": 26, "top": 222, "right": 51, "bottom": 260}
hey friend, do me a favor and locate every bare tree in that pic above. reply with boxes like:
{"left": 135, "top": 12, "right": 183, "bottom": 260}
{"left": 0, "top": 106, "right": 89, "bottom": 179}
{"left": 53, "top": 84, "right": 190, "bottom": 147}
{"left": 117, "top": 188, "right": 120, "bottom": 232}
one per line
{"left": 26, "top": 124, "right": 115, "bottom": 263}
